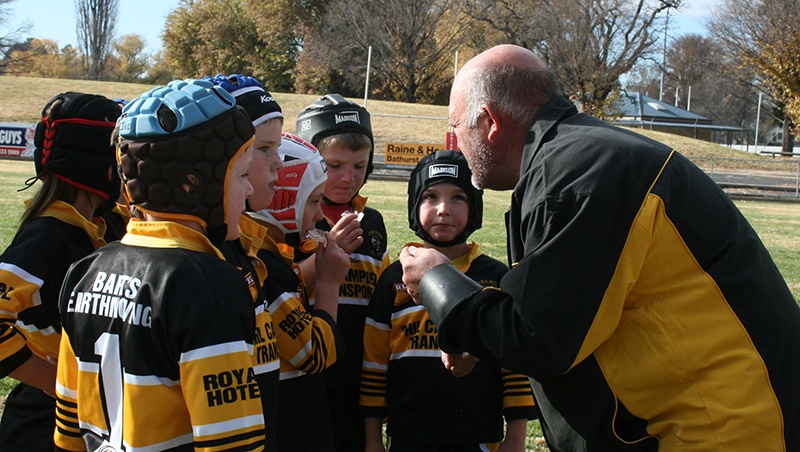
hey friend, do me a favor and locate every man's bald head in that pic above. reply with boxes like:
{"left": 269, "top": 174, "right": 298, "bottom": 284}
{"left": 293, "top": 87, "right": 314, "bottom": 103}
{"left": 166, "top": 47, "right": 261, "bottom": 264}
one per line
{"left": 452, "top": 44, "right": 560, "bottom": 129}
{"left": 448, "top": 45, "right": 561, "bottom": 190}
{"left": 461, "top": 44, "right": 548, "bottom": 76}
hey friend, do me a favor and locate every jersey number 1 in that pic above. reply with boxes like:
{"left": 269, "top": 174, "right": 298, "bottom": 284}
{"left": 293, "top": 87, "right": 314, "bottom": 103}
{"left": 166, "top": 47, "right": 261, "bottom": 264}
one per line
{"left": 96, "top": 332, "right": 124, "bottom": 449}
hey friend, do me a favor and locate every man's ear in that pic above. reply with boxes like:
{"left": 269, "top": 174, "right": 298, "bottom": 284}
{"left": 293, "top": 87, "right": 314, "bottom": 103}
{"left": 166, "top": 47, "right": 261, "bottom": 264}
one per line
{"left": 482, "top": 103, "right": 503, "bottom": 142}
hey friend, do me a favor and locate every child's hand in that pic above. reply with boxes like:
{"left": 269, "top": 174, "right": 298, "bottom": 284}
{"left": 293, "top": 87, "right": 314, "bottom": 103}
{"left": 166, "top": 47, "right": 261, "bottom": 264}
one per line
{"left": 315, "top": 231, "right": 350, "bottom": 285}
{"left": 441, "top": 351, "right": 478, "bottom": 378}
{"left": 330, "top": 212, "right": 364, "bottom": 254}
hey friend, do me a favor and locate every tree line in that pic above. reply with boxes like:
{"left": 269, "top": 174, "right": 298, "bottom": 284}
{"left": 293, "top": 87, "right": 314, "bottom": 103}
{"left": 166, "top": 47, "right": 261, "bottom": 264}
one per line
{"left": 1, "top": 0, "right": 797, "bottom": 149}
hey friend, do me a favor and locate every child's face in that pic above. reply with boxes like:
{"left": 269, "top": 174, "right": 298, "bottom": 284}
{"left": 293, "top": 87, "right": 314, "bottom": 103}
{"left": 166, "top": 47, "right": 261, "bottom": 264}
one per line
{"left": 319, "top": 144, "right": 370, "bottom": 204}
{"left": 302, "top": 183, "right": 326, "bottom": 235}
{"left": 418, "top": 182, "right": 470, "bottom": 244}
{"left": 247, "top": 119, "right": 284, "bottom": 211}
{"left": 225, "top": 147, "right": 254, "bottom": 240}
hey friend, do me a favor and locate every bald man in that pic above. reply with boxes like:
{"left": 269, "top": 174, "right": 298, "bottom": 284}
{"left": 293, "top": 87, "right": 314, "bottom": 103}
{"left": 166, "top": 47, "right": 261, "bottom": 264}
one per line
{"left": 400, "top": 44, "right": 800, "bottom": 451}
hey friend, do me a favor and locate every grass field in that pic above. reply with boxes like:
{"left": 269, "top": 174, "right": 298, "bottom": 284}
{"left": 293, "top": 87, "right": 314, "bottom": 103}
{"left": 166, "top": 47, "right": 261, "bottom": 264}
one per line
{"left": 2, "top": 74, "right": 797, "bottom": 174}
{"left": 0, "top": 76, "right": 798, "bottom": 450}
{"left": 360, "top": 173, "right": 800, "bottom": 301}
{"left": 2, "top": 156, "right": 799, "bottom": 449}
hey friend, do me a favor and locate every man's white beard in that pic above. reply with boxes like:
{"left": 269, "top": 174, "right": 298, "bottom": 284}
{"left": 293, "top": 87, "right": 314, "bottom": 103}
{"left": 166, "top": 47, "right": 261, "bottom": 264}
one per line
{"left": 465, "top": 134, "right": 515, "bottom": 191}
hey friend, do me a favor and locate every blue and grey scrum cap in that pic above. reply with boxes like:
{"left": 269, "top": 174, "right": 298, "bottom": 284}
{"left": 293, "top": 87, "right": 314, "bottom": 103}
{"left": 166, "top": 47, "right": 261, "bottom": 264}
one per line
{"left": 116, "top": 79, "right": 255, "bottom": 241}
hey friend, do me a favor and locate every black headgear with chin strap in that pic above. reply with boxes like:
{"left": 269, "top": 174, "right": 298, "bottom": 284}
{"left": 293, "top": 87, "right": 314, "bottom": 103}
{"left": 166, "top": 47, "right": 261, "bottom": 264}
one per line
{"left": 295, "top": 94, "right": 374, "bottom": 181}
{"left": 408, "top": 150, "right": 483, "bottom": 247}
{"left": 33, "top": 92, "right": 122, "bottom": 213}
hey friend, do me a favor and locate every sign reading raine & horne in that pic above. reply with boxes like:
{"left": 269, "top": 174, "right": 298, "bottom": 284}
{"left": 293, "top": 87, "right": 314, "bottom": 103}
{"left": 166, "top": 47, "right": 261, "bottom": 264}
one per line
{"left": 384, "top": 142, "right": 446, "bottom": 165}
{"left": 0, "top": 123, "right": 36, "bottom": 159}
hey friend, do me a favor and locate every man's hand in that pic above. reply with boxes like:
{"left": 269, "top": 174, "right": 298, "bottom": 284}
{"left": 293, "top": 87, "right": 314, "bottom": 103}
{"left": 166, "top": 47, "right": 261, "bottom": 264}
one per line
{"left": 399, "top": 245, "right": 449, "bottom": 302}
{"left": 442, "top": 351, "right": 478, "bottom": 378}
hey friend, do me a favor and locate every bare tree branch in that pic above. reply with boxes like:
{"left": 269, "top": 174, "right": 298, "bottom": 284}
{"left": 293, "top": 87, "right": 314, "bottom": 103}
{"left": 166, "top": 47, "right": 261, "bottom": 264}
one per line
{"left": 75, "top": 0, "right": 119, "bottom": 80}
{"left": 710, "top": 0, "right": 800, "bottom": 148}
{"left": 301, "top": 0, "right": 471, "bottom": 103}
{"left": 0, "top": 0, "right": 32, "bottom": 71}
{"left": 462, "top": 0, "right": 678, "bottom": 117}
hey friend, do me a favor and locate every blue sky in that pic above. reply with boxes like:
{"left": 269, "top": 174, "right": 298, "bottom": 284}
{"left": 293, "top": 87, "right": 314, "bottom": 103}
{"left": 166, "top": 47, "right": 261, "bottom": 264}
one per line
{"left": 5, "top": 0, "right": 180, "bottom": 54}
{"left": 6, "top": 0, "right": 718, "bottom": 55}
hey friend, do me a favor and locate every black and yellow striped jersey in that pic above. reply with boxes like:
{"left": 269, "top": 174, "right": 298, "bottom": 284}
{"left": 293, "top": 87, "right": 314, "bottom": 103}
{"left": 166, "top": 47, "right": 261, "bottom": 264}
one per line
{"left": 55, "top": 220, "right": 264, "bottom": 451}
{"left": 248, "top": 229, "right": 344, "bottom": 451}
{"left": 0, "top": 200, "right": 106, "bottom": 376}
{"left": 361, "top": 242, "right": 535, "bottom": 444}
{"left": 221, "top": 214, "right": 282, "bottom": 452}
{"left": 431, "top": 96, "right": 800, "bottom": 450}
{"left": 306, "top": 198, "right": 390, "bottom": 392}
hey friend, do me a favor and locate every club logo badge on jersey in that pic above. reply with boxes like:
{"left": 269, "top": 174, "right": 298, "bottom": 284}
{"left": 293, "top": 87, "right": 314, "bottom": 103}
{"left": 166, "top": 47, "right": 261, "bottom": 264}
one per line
{"left": 392, "top": 283, "right": 410, "bottom": 306}
{"left": 367, "top": 230, "right": 385, "bottom": 258}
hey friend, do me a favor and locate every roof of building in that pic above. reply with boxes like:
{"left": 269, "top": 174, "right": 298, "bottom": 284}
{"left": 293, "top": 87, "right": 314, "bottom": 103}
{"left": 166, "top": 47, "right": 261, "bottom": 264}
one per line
{"left": 616, "top": 92, "right": 711, "bottom": 124}
{"left": 614, "top": 118, "right": 743, "bottom": 132}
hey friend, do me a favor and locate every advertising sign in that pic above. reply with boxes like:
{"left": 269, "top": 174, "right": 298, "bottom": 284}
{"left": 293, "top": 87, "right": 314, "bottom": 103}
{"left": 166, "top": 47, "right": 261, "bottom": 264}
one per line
{"left": 384, "top": 142, "right": 447, "bottom": 165}
{"left": 0, "top": 123, "right": 36, "bottom": 159}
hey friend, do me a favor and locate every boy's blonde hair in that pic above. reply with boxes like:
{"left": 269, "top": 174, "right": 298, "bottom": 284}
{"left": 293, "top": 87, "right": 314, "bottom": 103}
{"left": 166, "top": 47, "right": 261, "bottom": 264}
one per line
{"left": 295, "top": 94, "right": 374, "bottom": 181}
{"left": 315, "top": 132, "right": 371, "bottom": 154}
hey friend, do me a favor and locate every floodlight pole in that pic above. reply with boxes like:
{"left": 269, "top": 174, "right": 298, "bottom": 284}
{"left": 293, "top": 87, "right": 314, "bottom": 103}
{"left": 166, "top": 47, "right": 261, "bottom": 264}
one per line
{"left": 364, "top": 46, "right": 372, "bottom": 108}
{"left": 755, "top": 91, "right": 762, "bottom": 150}
{"left": 687, "top": 85, "right": 692, "bottom": 111}
{"left": 659, "top": 6, "right": 671, "bottom": 101}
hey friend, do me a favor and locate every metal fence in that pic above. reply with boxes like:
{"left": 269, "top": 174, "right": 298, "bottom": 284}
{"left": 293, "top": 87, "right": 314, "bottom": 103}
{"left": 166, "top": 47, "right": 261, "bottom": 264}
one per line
{"left": 372, "top": 155, "right": 800, "bottom": 201}
{"left": 690, "top": 157, "right": 800, "bottom": 200}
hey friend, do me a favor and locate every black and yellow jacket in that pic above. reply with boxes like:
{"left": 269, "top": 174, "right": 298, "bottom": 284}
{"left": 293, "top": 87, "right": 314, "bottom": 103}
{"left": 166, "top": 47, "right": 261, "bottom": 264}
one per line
{"left": 421, "top": 96, "right": 800, "bottom": 450}
{"left": 55, "top": 220, "right": 265, "bottom": 451}
{"left": 361, "top": 242, "right": 535, "bottom": 445}
{"left": 247, "top": 219, "right": 344, "bottom": 451}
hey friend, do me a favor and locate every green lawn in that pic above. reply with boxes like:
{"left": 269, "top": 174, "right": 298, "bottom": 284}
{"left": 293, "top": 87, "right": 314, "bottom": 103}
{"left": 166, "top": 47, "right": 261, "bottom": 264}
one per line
{"left": 1, "top": 159, "right": 798, "bottom": 450}
{"left": 362, "top": 179, "right": 800, "bottom": 301}
{"left": 2, "top": 75, "right": 797, "bottom": 450}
